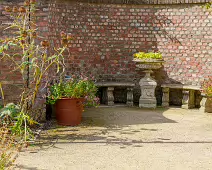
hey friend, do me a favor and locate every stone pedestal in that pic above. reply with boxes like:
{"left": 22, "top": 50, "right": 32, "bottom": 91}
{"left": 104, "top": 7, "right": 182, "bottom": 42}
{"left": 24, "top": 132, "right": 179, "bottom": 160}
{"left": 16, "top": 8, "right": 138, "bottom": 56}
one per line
{"left": 139, "top": 70, "right": 157, "bottom": 108}
{"left": 162, "top": 87, "right": 169, "bottom": 107}
{"left": 127, "top": 87, "right": 134, "bottom": 106}
{"left": 133, "top": 58, "right": 164, "bottom": 109}
{"left": 106, "top": 87, "right": 114, "bottom": 106}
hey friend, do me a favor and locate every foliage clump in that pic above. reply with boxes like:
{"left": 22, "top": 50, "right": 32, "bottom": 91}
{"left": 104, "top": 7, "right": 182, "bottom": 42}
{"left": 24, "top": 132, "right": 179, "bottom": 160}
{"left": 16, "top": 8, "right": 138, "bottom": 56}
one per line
{"left": 133, "top": 51, "right": 162, "bottom": 60}
{"left": 47, "top": 75, "right": 99, "bottom": 107}
{"left": 0, "top": 0, "right": 71, "bottom": 169}
{"left": 202, "top": 76, "right": 212, "bottom": 97}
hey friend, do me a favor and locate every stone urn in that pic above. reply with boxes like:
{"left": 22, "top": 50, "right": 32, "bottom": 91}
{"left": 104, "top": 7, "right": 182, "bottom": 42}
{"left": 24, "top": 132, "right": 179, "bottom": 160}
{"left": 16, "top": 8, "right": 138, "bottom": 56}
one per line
{"left": 133, "top": 59, "right": 164, "bottom": 108}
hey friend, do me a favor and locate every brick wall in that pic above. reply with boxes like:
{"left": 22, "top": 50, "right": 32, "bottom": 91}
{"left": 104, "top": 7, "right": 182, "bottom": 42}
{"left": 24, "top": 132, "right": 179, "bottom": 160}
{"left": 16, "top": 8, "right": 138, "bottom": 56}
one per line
{"left": 0, "top": 0, "right": 24, "bottom": 103}
{"left": 0, "top": 0, "right": 212, "bottom": 105}
{"left": 48, "top": 1, "right": 212, "bottom": 103}
{"left": 0, "top": 0, "right": 50, "bottom": 104}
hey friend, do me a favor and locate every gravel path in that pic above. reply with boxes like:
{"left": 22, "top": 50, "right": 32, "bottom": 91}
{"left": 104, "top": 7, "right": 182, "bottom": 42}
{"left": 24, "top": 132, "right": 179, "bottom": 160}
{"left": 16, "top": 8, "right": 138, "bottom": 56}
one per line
{"left": 15, "top": 107, "right": 212, "bottom": 170}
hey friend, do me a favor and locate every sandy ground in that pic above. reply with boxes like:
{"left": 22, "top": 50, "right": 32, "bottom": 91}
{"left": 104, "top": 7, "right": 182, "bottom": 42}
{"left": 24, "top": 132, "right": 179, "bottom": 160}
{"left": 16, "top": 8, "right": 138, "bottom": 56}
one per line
{"left": 15, "top": 106, "right": 212, "bottom": 170}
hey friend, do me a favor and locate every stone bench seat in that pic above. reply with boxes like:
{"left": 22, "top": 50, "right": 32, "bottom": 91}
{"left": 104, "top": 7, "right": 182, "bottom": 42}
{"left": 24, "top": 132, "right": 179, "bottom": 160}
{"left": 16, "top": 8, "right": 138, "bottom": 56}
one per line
{"left": 161, "top": 83, "right": 202, "bottom": 109}
{"left": 95, "top": 81, "right": 135, "bottom": 106}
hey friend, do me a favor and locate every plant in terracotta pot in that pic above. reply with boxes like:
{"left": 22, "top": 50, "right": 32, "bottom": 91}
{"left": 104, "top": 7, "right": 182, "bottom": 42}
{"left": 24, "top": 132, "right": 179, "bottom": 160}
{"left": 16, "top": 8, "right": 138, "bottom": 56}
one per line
{"left": 47, "top": 75, "right": 99, "bottom": 126}
{"left": 201, "top": 76, "right": 212, "bottom": 113}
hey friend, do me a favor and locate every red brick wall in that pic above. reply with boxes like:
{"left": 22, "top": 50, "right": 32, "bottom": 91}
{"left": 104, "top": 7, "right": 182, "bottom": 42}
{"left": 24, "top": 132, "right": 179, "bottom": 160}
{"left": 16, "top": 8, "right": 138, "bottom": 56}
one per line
{"left": 48, "top": 1, "right": 212, "bottom": 85}
{"left": 0, "top": 1, "right": 24, "bottom": 102}
{"left": 1, "top": 0, "right": 212, "bottom": 104}
{"left": 0, "top": 0, "right": 50, "bottom": 103}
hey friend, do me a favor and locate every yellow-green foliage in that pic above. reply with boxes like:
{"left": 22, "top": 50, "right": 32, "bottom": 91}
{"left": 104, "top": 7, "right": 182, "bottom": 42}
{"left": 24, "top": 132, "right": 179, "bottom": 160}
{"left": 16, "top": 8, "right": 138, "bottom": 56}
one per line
{"left": 133, "top": 52, "right": 162, "bottom": 60}
{"left": 202, "top": 77, "right": 212, "bottom": 97}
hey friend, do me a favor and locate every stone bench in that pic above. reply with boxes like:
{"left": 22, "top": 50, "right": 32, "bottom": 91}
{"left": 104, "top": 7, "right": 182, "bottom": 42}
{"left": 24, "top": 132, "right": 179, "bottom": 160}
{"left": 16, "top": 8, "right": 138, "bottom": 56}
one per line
{"left": 95, "top": 82, "right": 135, "bottom": 106}
{"left": 161, "top": 84, "right": 201, "bottom": 109}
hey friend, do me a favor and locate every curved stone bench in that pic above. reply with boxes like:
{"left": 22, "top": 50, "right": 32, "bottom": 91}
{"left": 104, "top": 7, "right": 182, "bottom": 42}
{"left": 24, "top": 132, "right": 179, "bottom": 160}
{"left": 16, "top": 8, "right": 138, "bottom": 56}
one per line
{"left": 95, "top": 82, "right": 135, "bottom": 106}
{"left": 161, "top": 84, "right": 202, "bottom": 109}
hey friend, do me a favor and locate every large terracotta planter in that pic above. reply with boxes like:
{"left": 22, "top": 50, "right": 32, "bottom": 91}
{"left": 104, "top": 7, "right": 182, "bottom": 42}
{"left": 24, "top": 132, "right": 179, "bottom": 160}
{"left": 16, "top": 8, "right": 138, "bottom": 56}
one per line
{"left": 55, "top": 98, "right": 84, "bottom": 126}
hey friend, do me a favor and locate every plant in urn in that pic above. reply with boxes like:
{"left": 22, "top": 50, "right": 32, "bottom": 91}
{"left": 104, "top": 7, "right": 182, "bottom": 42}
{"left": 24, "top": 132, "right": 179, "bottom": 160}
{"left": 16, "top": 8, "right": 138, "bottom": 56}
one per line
{"left": 133, "top": 52, "right": 164, "bottom": 108}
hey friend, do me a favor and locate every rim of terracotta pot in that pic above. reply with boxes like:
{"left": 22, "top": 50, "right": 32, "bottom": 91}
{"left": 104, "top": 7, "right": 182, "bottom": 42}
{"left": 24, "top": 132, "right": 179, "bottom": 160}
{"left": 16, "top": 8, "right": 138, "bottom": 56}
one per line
{"left": 59, "top": 97, "right": 84, "bottom": 100}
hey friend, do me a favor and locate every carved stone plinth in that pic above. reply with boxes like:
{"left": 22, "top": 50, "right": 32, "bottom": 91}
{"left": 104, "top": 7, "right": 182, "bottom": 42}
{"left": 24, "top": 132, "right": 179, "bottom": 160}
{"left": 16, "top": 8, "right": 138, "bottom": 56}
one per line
{"left": 162, "top": 87, "right": 169, "bottom": 107}
{"left": 139, "top": 70, "right": 157, "bottom": 108}
{"left": 133, "top": 58, "right": 164, "bottom": 109}
{"left": 106, "top": 87, "right": 114, "bottom": 106}
{"left": 127, "top": 87, "right": 134, "bottom": 106}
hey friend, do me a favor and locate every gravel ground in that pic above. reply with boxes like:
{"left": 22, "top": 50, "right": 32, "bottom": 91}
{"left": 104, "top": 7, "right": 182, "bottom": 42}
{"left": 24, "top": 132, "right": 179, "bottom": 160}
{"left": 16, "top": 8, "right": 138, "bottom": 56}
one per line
{"left": 15, "top": 106, "right": 212, "bottom": 170}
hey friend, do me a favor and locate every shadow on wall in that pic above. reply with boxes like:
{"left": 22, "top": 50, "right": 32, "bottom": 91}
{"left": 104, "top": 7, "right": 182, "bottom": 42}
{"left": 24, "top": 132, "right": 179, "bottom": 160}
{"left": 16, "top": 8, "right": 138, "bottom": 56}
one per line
{"left": 49, "top": 2, "right": 199, "bottom": 106}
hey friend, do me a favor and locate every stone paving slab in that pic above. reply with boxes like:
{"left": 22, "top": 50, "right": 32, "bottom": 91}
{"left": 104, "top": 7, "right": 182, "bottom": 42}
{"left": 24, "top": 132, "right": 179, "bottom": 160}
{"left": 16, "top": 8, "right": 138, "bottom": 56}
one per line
{"left": 15, "top": 107, "right": 212, "bottom": 170}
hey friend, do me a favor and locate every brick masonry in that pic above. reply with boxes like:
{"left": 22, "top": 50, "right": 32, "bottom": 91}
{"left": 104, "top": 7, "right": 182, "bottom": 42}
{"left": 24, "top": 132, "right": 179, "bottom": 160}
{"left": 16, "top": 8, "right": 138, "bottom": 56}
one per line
{"left": 0, "top": 0, "right": 212, "bottom": 105}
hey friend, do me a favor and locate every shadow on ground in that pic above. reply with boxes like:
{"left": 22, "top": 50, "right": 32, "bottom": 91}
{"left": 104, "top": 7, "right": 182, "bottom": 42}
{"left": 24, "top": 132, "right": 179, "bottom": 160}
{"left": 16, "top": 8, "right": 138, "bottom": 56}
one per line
{"left": 29, "top": 106, "right": 180, "bottom": 150}
{"left": 80, "top": 106, "right": 176, "bottom": 127}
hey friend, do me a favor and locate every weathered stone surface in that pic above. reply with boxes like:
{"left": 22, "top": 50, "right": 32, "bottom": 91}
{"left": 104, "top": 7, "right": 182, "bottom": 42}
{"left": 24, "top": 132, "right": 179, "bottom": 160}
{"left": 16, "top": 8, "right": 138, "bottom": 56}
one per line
{"left": 139, "top": 71, "right": 157, "bottom": 108}
{"left": 162, "top": 87, "right": 169, "bottom": 107}
{"left": 96, "top": 82, "right": 135, "bottom": 87}
{"left": 200, "top": 93, "right": 207, "bottom": 112}
{"left": 97, "top": 82, "right": 135, "bottom": 106}
{"left": 161, "top": 84, "right": 201, "bottom": 109}
{"left": 127, "top": 87, "right": 134, "bottom": 106}
{"left": 161, "top": 84, "right": 201, "bottom": 90}
{"left": 202, "top": 96, "right": 212, "bottom": 113}
{"left": 106, "top": 87, "right": 114, "bottom": 106}
{"left": 205, "top": 98, "right": 212, "bottom": 113}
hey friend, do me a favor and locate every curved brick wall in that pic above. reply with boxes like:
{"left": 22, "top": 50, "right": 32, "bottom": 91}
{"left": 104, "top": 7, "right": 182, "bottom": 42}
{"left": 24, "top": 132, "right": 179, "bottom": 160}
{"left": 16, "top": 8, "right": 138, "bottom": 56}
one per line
{"left": 48, "top": 1, "right": 212, "bottom": 86}
{"left": 1, "top": 0, "right": 212, "bottom": 104}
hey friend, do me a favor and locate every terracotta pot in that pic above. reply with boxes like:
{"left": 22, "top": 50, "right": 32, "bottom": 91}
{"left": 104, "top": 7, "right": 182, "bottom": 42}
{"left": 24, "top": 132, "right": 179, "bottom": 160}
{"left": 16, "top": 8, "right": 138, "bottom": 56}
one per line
{"left": 55, "top": 98, "right": 84, "bottom": 126}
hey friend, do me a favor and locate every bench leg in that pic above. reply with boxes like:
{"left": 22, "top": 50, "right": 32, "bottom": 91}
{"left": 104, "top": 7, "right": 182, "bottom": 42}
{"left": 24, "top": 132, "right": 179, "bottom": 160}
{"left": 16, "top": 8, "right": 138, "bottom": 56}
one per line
{"left": 188, "top": 90, "right": 195, "bottom": 109}
{"left": 162, "top": 87, "right": 169, "bottom": 107}
{"left": 127, "top": 87, "right": 133, "bottom": 106}
{"left": 199, "top": 93, "right": 207, "bottom": 112}
{"left": 106, "top": 87, "right": 114, "bottom": 106}
{"left": 182, "top": 90, "right": 195, "bottom": 109}
{"left": 182, "top": 90, "right": 189, "bottom": 109}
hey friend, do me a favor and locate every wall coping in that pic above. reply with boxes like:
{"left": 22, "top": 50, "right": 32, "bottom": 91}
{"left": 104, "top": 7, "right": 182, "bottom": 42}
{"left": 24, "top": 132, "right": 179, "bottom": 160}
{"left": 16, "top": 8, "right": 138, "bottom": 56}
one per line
{"left": 71, "top": 0, "right": 211, "bottom": 5}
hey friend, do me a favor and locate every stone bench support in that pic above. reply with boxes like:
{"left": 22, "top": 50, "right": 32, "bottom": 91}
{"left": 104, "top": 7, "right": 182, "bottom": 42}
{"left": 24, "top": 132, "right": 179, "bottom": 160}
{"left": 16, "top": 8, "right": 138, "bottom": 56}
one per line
{"left": 199, "top": 93, "right": 207, "bottom": 112}
{"left": 162, "top": 87, "right": 169, "bottom": 107}
{"left": 96, "top": 82, "right": 135, "bottom": 106}
{"left": 106, "top": 87, "right": 114, "bottom": 106}
{"left": 161, "top": 84, "right": 201, "bottom": 109}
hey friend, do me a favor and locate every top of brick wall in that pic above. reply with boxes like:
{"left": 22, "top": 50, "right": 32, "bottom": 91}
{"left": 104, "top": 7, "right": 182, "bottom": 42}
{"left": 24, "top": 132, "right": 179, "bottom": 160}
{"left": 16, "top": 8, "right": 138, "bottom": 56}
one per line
{"left": 74, "top": 0, "right": 211, "bottom": 4}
